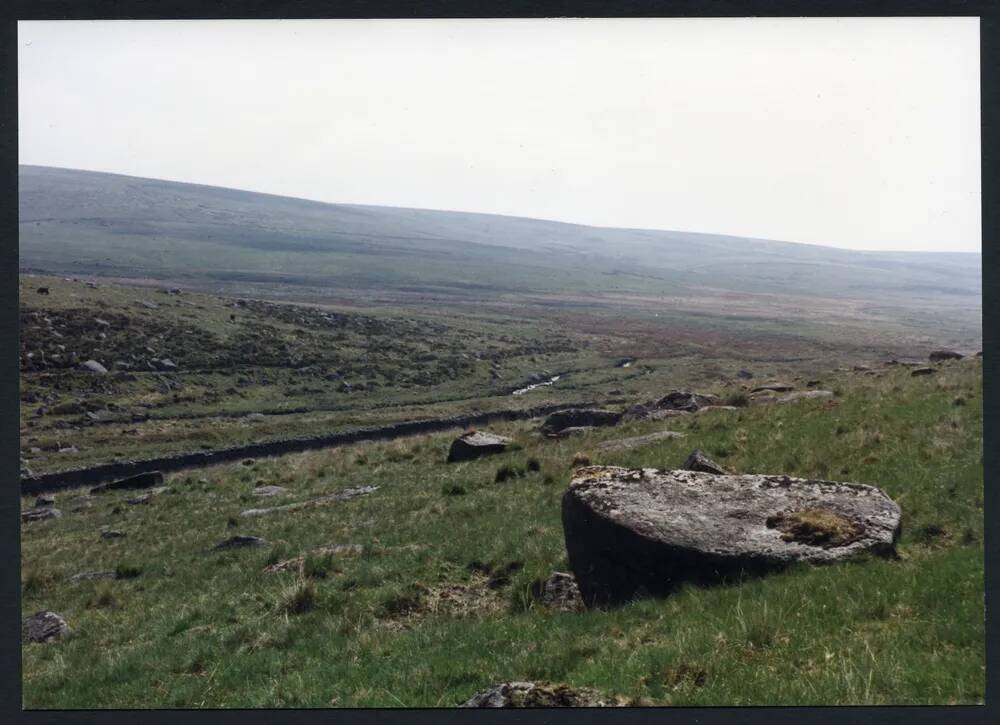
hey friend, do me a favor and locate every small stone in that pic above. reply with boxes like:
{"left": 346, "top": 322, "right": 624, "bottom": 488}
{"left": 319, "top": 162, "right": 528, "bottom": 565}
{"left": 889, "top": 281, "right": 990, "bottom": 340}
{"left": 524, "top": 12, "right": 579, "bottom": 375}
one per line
{"left": 252, "top": 485, "right": 288, "bottom": 497}
{"left": 100, "top": 530, "right": 127, "bottom": 540}
{"left": 682, "top": 449, "right": 729, "bottom": 475}
{"left": 80, "top": 359, "right": 108, "bottom": 375}
{"left": 531, "top": 572, "right": 584, "bottom": 612}
{"left": 22, "top": 507, "right": 62, "bottom": 523}
{"left": 35, "top": 495, "right": 55, "bottom": 507}
{"left": 447, "top": 431, "right": 512, "bottom": 463}
{"left": 23, "top": 611, "right": 69, "bottom": 643}
{"left": 911, "top": 367, "right": 936, "bottom": 377}
{"left": 461, "top": 681, "right": 616, "bottom": 708}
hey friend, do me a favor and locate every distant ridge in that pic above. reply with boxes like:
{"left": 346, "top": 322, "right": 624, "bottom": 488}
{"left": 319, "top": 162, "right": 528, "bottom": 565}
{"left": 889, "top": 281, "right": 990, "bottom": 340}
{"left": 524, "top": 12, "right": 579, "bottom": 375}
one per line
{"left": 19, "top": 164, "right": 981, "bottom": 305}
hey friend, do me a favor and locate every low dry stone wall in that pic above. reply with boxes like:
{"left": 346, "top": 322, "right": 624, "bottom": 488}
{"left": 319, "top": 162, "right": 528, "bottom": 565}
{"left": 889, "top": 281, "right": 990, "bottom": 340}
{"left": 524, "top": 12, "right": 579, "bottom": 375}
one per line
{"left": 20, "top": 401, "right": 597, "bottom": 496}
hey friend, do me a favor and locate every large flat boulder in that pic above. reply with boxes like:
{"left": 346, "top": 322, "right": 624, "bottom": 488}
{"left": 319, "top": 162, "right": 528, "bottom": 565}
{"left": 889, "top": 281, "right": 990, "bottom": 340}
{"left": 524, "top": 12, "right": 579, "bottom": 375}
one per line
{"left": 562, "top": 466, "right": 901, "bottom": 607}
{"left": 540, "top": 409, "right": 621, "bottom": 437}
{"left": 447, "top": 431, "right": 512, "bottom": 462}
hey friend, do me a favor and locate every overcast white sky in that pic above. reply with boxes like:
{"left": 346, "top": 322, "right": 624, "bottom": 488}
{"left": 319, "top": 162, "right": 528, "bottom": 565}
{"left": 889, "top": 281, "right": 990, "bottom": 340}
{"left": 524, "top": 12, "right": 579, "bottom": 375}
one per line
{"left": 18, "top": 18, "right": 981, "bottom": 253}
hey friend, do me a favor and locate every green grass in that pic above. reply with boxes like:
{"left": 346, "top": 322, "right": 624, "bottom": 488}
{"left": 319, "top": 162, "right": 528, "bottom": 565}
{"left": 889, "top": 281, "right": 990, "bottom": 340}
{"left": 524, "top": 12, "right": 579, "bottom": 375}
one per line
{"left": 20, "top": 360, "right": 983, "bottom": 707}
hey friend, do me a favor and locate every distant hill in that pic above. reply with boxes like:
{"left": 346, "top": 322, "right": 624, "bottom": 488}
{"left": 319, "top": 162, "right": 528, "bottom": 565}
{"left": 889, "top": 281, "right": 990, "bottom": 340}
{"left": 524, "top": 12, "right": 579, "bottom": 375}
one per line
{"left": 19, "top": 165, "right": 981, "bottom": 309}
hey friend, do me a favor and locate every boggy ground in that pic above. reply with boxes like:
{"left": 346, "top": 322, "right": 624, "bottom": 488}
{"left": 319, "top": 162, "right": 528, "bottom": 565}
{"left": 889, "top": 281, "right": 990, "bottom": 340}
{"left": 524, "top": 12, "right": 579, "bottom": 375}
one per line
{"left": 20, "top": 359, "right": 983, "bottom": 707}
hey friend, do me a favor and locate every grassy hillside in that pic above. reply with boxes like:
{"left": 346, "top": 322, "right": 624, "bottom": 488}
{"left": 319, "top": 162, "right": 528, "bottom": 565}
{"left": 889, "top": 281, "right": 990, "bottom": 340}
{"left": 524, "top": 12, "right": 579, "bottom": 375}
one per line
{"left": 20, "top": 359, "right": 982, "bottom": 707}
{"left": 19, "top": 166, "right": 981, "bottom": 319}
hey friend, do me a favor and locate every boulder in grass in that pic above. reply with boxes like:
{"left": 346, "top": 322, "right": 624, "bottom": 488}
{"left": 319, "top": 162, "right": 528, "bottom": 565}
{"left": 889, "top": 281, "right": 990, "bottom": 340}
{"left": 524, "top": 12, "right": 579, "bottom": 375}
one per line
{"left": 90, "top": 470, "right": 164, "bottom": 494}
{"left": 80, "top": 359, "right": 108, "bottom": 375}
{"left": 929, "top": 350, "right": 964, "bottom": 362}
{"left": 682, "top": 449, "right": 729, "bottom": 475}
{"left": 212, "top": 535, "right": 267, "bottom": 551}
{"left": 531, "top": 572, "right": 584, "bottom": 613}
{"left": 911, "top": 367, "right": 936, "bottom": 377}
{"left": 540, "top": 409, "right": 622, "bottom": 437}
{"left": 562, "top": 466, "right": 901, "bottom": 607}
{"left": 461, "top": 681, "right": 618, "bottom": 708}
{"left": 447, "top": 431, "right": 513, "bottom": 463}
{"left": 23, "top": 611, "right": 69, "bottom": 643}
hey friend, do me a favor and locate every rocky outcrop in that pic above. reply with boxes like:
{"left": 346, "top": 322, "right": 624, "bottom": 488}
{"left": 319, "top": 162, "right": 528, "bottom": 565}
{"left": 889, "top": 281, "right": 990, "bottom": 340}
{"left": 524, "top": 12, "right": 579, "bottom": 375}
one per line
{"left": 461, "top": 681, "right": 618, "bottom": 707}
{"left": 682, "top": 449, "right": 728, "bottom": 475}
{"left": 23, "top": 611, "right": 69, "bottom": 643}
{"left": 929, "top": 350, "right": 964, "bottom": 362}
{"left": 446, "top": 431, "right": 512, "bottom": 462}
{"left": 540, "top": 409, "right": 622, "bottom": 437}
{"left": 623, "top": 391, "right": 722, "bottom": 421}
{"left": 562, "top": 466, "right": 901, "bottom": 606}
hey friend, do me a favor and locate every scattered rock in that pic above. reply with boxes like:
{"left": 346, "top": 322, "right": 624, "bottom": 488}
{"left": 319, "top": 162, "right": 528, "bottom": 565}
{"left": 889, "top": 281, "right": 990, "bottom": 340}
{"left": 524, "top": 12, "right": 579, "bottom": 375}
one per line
{"left": 551, "top": 426, "right": 594, "bottom": 438}
{"left": 34, "top": 495, "right": 55, "bottom": 507}
{"left": 777, "top": 390, "right": 834, "bottom": 403}
{"left": 22, "top": 507, "right": 62, "bottom": 523}
{"left": 929, "top": 350, "right": 964, "bottom": 362}
{"left": 212, "top": 535, "right": 267, "bottom": 551}
{"left": 597, "top": 430, "right": 685, "bottom": 452}
{"left": 22, "top": 611, "right": 69, "bottom": 643}
{"left": 751, "top": 382, "right": 794, "bottom": 393}
{"left": 240, "top": 486, "right": 378, "bottom": 517}
{"left": 447, "top": 431, "right": 513, "bottom": 463}
{"left": 911, "top": 367, "right": 936, "bottom": 377}
{"left": 139, "top": 300, "right": 159, "bottom": 310}
{"left": 80, "top": 359, "right": 108, "bottom": 375}
{"left": 736, "top": 370, "right": 754, "bottom": 380}
{"left": 806, "top": 379, "right": 823, "bottom": 387}
{"left": 100, "top": 530, "right": 127, "bottom": 540}
{"left": 682, "top": 449, "right": 729, "bottom": 475}
{"left": 90, "top": 471, "right": 164, "bottom": 494}
{"left": 461, "top": 681, "right": 617, "bottom": 708}
{"left": 531, "top": 572, "right": 584, "bottom": 612}
{"left": 540, "top": 409, "right": 622, "bottom": 437}
{"left": 252, "top": 485, "right": 288, "bottom": 497}
{"left": 562, "top": 466, "right": 901, "bottom": 606}
{"left": 36, "top": 287, "right": 50, "bottom": 295}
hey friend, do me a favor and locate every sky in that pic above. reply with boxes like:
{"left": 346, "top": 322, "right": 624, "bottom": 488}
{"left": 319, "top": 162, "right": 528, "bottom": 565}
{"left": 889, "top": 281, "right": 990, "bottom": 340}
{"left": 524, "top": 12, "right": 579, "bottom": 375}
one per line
{"left": 18, "top": 18, "right": 981, "bottom": 253}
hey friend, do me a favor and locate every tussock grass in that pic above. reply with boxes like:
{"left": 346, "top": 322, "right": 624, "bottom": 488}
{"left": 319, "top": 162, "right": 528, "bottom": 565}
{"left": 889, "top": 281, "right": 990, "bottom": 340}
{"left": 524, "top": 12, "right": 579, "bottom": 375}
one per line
{"left": 20, "top": 362, "right": 983, "bottom": 707}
